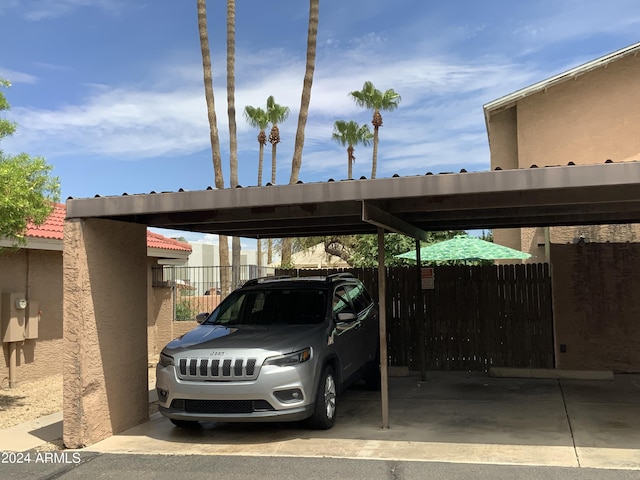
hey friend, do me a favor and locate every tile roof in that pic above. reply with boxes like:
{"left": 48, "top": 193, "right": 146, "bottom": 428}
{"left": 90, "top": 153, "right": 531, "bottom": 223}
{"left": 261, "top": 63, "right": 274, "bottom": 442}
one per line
{"left": 26, "top": 203, "right": 191, "bottom": 252}
{"left": 146, "top": 231, "right": 192, "bottom": 252}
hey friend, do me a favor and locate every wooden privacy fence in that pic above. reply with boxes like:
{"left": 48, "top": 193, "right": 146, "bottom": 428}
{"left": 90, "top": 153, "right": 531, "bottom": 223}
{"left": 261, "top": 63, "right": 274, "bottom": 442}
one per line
{"left": 277, "top": 264, "right": 554, "bottom": 372}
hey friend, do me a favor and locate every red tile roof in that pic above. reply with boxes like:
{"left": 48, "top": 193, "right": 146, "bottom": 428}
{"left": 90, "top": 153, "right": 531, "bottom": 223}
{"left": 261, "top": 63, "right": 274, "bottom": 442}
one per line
{"left": 146, "top": 231, "right": 192, "bottom": 252}
{"left": 26, "top": 204, "right": 191, "bottom": 252}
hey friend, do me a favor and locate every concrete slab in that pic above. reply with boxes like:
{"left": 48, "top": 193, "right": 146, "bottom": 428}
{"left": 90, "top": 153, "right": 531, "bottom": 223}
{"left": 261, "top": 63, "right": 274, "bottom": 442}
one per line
{"left": 0, "top": 376, "right": 157, "bottom": 453}
{"left": 490, "top": 367, "right": 614, "bottom": 380}
{"left": 0, "top": 411, "right": 62, "bottom": 452}
{"left": 4, "top": 372, "right": 639, "bottom": 470}
{"left": 88, "top": 372, "right": 640, "bottom": 469}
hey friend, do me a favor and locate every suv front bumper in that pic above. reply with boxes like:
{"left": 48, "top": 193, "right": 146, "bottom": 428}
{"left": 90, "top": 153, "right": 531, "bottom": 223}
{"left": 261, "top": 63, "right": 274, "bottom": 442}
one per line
{"left": 156, "top": 360, "right": 318, "bottom": 423}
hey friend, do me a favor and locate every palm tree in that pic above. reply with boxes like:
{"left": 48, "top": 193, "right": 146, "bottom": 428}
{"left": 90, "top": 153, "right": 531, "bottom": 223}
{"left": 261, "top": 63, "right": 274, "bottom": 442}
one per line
{"left": 243, "top": 106, "right": 269, "bottom": 186}
{"left": 289, "top": 0, "right": 319, "bottom": 184}
{"left": 331, "top": 120, "right": 373, "bottom": 180}
{"left": 266, "top": 95, "right": 290, "bottom": 185}
{"left": 197, "top": 0, "right": 230, "bottom": 295}
{"left": 243, "top": 104, "right": 270, "bottom": 270}
{"left": 349, "top": 81, "right": 401, "bottom": 179}
{"left": 266, "top": 95, "right": 290, "bottom": 266}
{"left": 283, "top": 0, "right": 319, "bottom": 267}
{"left": 226, "top": 0, "right": 241, "bottom": 288}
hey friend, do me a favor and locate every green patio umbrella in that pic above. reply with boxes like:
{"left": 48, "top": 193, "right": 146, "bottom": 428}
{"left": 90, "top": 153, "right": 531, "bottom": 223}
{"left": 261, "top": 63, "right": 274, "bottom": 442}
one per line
{"left": 395, "top": 234, "right": 531, "bottom": 262}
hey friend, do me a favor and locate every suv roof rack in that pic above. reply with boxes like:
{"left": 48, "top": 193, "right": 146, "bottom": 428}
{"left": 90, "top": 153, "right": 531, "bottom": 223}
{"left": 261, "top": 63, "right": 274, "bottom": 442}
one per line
{"left": 242, "top": 273, "right": 357, "bottom": 288}
{"left": 242, "top": 275, "right": 292, "bottom": 287}
{"left": 326, "top": 272, "right": 356, "bottom": 281}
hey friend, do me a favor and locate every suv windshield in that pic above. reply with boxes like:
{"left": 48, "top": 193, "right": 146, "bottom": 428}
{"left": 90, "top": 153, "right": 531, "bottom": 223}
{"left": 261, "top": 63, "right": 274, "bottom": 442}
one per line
{"left": 205, "top": 288, "right": 327, "bottom": 326}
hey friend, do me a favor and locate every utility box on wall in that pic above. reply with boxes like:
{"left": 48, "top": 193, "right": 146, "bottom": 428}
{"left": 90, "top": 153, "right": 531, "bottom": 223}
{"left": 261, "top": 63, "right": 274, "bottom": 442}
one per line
{"left": 1, "top": 292, "right": 28, "bottom": 343}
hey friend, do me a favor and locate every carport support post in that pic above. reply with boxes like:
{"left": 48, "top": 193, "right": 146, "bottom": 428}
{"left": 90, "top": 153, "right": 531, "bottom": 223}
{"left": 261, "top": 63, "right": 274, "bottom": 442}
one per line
{"left": 416, "top": 237, "right": 426, "bottom": 382}
{"left": 63, "top": 218, "right": 148, "bottom": 448}
{"left": 377, "top": 227, "right": 389, "bottom": 429}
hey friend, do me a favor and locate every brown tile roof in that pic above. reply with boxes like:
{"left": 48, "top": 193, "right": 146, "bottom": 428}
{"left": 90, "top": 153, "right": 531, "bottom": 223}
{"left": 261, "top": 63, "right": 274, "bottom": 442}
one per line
{"left": 26, "top": 203, "right": 191, "bottom": 252}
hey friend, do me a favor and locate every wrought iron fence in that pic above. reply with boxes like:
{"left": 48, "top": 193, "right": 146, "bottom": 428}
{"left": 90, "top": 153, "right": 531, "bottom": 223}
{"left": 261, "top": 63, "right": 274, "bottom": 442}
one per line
{"left": 152, "top": 265, "right": 276, "bottom": 320}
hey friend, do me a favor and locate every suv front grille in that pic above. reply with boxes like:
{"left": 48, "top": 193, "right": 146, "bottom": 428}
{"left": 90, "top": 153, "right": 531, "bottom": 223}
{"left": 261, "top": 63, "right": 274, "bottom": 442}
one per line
{"left": 175, "top": 399, "right": 274, "bottom": 414}
{"left": 178, "top": 357, "right": 258, "bottom": 381}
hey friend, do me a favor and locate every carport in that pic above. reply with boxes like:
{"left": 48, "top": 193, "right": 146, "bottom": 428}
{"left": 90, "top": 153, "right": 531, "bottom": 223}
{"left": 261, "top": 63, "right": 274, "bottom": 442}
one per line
{"left": 63, "top": 161, "right": 640, "bottom": 448}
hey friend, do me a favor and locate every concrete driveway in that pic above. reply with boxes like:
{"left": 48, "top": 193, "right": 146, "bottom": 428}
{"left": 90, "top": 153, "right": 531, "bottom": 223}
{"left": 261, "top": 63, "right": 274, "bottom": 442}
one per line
{"left": 88, "top": 372, "right": 640, "bottom": 470}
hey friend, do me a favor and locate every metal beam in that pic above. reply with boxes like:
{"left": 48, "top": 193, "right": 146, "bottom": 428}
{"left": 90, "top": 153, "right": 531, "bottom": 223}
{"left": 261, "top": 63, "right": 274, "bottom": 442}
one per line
{"left": 377, "top": 227, "right": 389, "bottom": 429}
{"left": 362, "top": 201, "right": 430, "bottom": 241}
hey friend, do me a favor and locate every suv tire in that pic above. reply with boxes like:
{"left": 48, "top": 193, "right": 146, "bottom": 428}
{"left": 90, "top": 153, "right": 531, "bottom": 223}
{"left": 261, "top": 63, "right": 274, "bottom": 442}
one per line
{"left": 307, "top": 366, "right": 337, "bottom": 430}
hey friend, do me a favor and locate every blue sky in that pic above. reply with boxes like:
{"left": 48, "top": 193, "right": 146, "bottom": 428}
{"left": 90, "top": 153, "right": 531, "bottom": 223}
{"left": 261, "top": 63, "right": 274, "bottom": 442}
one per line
{"left": 1, "top": 1, "right": 639, "bottom": 243}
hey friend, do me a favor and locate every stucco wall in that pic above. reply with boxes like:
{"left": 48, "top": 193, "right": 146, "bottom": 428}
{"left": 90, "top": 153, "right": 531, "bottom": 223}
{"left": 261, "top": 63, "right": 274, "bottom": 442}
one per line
{"left": 63, "top": 218, "right": 148, "bottom": 448}
{"left": 516, "top": 54, "right": 640, "bottom": 168}
{"left": 490, "top": 52, "right": 640, "bottom": 253}
{"left": 551, "top": 243, "right": 640, "bottom": 372}
{"left": 149, "top": 286, "right": 174, "bottom": 356}
{"left": 487, "top": 107, "right": 518, "bottom": 170}
{"left": 2, "top": 246, "right": 176, "bottom": 387}
{"left": 0, "top": 249, "right": 63, "bottom": 386}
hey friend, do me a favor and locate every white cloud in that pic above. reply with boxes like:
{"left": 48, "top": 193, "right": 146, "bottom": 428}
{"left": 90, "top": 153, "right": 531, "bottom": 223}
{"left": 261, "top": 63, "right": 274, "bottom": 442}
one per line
{"left": 0, "top": 67, "right": 38, "bottom": 84}
{"left": 511, "top": 1, "right": 640, "bottom": 53}
{"left": 18, "top": 0, "right": 127, "bottom": 21}
{"left": 0, "top": 33, "right": 564, "bottom": 183}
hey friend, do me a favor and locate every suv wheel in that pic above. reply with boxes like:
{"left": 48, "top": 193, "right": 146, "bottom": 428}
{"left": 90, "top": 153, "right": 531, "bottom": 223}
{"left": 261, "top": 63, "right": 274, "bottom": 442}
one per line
{"left": 307, "top": 366, "right": 337, "bottom": 429}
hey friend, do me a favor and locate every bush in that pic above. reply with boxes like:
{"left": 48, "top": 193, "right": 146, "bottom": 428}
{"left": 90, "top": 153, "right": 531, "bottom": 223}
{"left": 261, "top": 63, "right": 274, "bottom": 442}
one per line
{"left": 175, "top": 301, "right": 197, "bottom": 321}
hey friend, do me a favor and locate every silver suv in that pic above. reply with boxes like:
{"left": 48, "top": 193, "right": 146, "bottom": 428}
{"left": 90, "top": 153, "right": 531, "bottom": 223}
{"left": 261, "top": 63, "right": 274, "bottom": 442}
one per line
{"left": 156, "top": 274, "right": 379, "bottom": 429}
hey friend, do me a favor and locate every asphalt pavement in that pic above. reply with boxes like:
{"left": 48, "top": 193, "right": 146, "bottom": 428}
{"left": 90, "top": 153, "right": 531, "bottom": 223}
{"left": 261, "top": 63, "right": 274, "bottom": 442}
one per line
{"left": 2, "top": 371, "right": 640, "bottom": 478}
{"left": 2, "top": 453, "right": 640, "bottom": 480}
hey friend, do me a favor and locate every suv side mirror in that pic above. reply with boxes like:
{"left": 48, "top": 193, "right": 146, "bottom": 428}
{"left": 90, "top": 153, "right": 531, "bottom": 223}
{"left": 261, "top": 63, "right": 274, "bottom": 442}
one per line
{"left": 195, "top": 312, "right": 209, "bottom": 324}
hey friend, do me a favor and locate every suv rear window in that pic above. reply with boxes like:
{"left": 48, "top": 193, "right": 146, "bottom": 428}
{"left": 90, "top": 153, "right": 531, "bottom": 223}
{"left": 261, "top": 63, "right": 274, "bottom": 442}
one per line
{"left": 205, "top": 288, "right": 327, "bottom": 326}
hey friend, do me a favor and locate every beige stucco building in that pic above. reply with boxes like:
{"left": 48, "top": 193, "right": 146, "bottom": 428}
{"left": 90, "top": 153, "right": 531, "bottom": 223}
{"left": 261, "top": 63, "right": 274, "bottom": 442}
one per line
{"left": 484, "top": 42, "right": 640, "bottom": 371}
{"left": 0, "top": 204, "right": 191, "bottom": 388}
{"left": 485, "top": 41, "right": 640, "bottom": 261}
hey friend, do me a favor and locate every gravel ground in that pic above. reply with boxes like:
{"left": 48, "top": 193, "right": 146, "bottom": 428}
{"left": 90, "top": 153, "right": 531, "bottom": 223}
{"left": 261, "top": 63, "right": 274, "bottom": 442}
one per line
{"left": 0, "top": 374, "right": 63, "bottom": 430}
{"left": 0, "top": 368, "right": 159, "bottom": 450}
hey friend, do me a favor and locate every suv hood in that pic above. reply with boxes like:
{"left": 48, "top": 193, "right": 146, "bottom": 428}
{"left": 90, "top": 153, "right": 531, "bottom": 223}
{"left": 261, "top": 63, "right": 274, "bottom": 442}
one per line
{"left": 163, "top": 323, "right": 327, "bottom": 355}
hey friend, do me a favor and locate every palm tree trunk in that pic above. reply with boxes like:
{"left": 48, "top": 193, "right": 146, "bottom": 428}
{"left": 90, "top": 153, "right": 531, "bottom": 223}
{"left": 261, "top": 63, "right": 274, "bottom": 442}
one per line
{"left": 227, "top": 0, "right": 238, "bottom": 188}
{"left": 197, "top": 0, "right": 230, "bottom": 295}
{"left": 257, "top": 141, "right": 264, "bottom": 271}
{"left": 371, "top": 125, "right": 379, "bottom": 179}
{"left": 197, "top": 0, "right": 224, "bottom": 188}
{"left": 271, "top": 141, "right": 277, "bottom": 184}
{"left": 284, "top": 0, "right": 319, "bottom": 267}
{"left": 289, "top": 0, "right": 319, "bottom": 184}
{"left": 226, "top": 0, "right": 241, "bottom": 288}
{"left": 257, "top": 139, "right": 265, "bottom": 187}
{"left": 347, "top": 144, "right": 354, "bottom": 180}
{"left": 269, "top": 139, "right": 278, "bottom": 269}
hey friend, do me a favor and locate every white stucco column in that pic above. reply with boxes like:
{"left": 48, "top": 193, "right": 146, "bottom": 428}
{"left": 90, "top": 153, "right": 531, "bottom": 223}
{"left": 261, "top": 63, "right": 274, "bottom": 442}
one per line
{"left": 63, "top": 218, "right": 148, "bottom": 448}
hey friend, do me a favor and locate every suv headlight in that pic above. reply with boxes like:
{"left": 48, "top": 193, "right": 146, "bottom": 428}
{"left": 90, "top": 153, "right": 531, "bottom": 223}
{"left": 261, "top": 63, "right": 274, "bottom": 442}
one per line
{"left": 264, "top": 347, "right": 312, "bottom": 367}
{"left": 159, "top": 352, "right": 174, "bottom": 367}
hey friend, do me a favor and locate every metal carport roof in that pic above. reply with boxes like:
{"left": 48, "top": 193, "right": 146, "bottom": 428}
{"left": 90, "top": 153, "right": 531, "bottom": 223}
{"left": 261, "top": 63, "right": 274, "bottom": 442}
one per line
{"left": 64, "top": 160, "right": 640, "bottom": 430}
{"left": 66, "top": 162, "right": 640, "bottom": 236}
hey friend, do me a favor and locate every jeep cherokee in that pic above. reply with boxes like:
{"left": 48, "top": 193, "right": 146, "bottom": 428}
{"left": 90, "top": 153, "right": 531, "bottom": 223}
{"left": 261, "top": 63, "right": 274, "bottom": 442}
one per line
{"left": 156, "top": 273, "right": 379, "bottom": 429}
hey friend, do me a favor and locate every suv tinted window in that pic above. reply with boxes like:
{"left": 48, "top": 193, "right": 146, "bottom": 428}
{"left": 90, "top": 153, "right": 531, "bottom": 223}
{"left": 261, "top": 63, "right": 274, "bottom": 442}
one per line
{"left": 347, "top": 283, "right": 373, "bottom": 313}
{"left": 206, "top": 288, "right": 327, "bottom": 326}
{"left": 332, "top": 285, "right": 355, "bottom": 316}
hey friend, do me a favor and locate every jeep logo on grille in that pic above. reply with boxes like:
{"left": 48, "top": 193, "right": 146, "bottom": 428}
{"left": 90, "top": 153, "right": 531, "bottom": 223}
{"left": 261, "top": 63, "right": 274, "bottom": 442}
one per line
{"left": 210, "top": 351, "right": 225, "bottom": 356}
